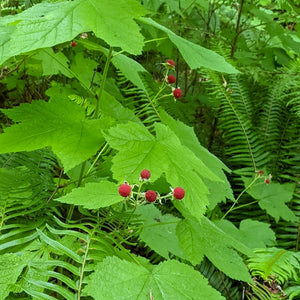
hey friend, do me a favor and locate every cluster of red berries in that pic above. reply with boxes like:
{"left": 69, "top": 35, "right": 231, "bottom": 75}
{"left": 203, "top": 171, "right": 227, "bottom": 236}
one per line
{"left": 165, "top": 59, "right": 182, "bottom": 99}
{"left": 118, "top": 169, "right": 185, "bottom": 204}
{"left": 258, "top": 170, "right": 272, "bottom": 184}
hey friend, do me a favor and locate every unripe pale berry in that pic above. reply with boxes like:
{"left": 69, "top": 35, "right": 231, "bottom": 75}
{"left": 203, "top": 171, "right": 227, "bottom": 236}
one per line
{"left": 173, "top": 187, "right": 185, "bottom": 200}
{"left": 167, "top": 75, "right": 176, "bottom": 84}
{"left": 145, "top": 190, "right": 157, "bottom": 203}
{"left": 118, "top": 184, "right": 131, "bottom": 197}
{"left": 166, "top": 59, "right": 175, "bottom": 67}
{"left": 173, "top": 88, "right": 182, "bottom": 99}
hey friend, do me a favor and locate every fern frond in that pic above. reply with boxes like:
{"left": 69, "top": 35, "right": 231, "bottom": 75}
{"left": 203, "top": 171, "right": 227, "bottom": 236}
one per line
{"left": 248, "top": 247, "right": 300, "bottom": 284}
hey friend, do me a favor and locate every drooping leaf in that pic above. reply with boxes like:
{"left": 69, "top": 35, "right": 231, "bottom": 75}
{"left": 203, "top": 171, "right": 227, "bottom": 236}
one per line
{"left": 84, "top": 256, "right": 225, "bottom": 300}
{"left": 137, "top": 205, "right": 184, "bottom": 259}
{"left": 176, "top": 216, "right": 253, "bottom": 282}
{"left": 104, "top": 121, "right": 222, "bottom": 219}
{"left": 0, "top": 97, "right": 107, "bottom": 172}
{"left": 243, "top": 177, "right": 297, "bottom": 222}
{"left": 0, "top": 0, "right": 147, "bottom": 65}
{"left": 55, "top": 181, "right": 122, "bottom": 209}
{"left": 138, "top": 17, "right": 239, "bottom": 74}
{"left": 214, "top": 219, "right": 276, "bottom": 249}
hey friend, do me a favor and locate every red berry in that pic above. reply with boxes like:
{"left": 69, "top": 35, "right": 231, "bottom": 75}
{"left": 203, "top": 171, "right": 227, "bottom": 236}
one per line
{"left": 166, "top": 59, "right": 175, "bottom": 67}
{"left": 173, "top": 187, "right": 185, "bottom": 200}
{"left": 167, "top": 75, "right": 176, "bottom": 84}
{"left": 265, "top": 179, "right": 270, "bottom": 184}
{"left": 140, "top": 169, "right": 151, "bottom": 180}
{"left": 71, "top": 41, "right": 77, "bottom": 47}
{"left": 173, "top": 88, "right": 182, "bottom": 99}
{"left": 118, "top": 184, "right": 131, "bottom": 197}
{"left": 259, "top": 170, "right": 264, "bottom": 175}
{"left": 145, "top": 190, "right": 157, "bottom": 203}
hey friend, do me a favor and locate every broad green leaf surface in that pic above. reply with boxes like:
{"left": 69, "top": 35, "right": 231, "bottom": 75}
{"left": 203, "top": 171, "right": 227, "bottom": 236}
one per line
{"left": 215, "top": 219, "right": 276, "bottom": 249}
{"left": 243, "top": 178, "right": 297, "bottom": 222}
{"left": 139, "top": 18, "right": 239, "bottom": 74}
{"left": 160, "top": 110, "right": 234, "bottom": 209}
{"left": 0, "top": 98, "right": 106, "bottom": 172}
{"left": 177, "top": 216, "right": 252, "bottom": 282}
{"left": 105, "top": 122, "right": 222, "bottom": 219}
{"left": 0, "top": 0, "right": 147, "bottom": 65}
{"left": 0, "top": 253, "right": 26, "bottom": 300}
{"left": 32, "top": 48, "right": 73, "bottom": 78}
{"left": 55, "top": 181, "right": 122, "bottom": 209}
{"left": 137, "top": 205, "right": 184, "bottom": 259}
{"left": 84, "top": 256, "right": 225, "bottom": 300}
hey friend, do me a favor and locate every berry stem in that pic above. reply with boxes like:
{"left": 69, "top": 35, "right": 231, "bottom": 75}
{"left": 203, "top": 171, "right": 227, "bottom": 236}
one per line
{"left": 221, "top": 175, "right": 259, "bottom": 220}
{"left": 86, "top": 142, "right": 108, "bottom": 176}
{"left": 94, "top": 47, "right": 113, "bottom": 118}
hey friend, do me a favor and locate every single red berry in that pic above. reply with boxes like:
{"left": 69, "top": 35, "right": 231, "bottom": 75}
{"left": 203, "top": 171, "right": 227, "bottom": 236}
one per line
{"left": 166, "top": 59, "right": 175, "bottom": 67}
{"left": 259, "top": 170, "right": 264, "bottom": 175}
{"left": 140, "top": 169, "right": 151, "bottom": 180}
{"left": 118, "top": 184, "right": 131, "bottom": 197}
{"left": 167, "top": 75, "right": 176, "bottom": 84}
{"left": 265, "top": 179, "right": 270, "bottom": 184}
{"left": 71, "top": 41, "right": 77, "bottom": 47}
{"left": 145, "top": 190, "right": 157, "bottom": 203}
{"left": 173, "top": 187, "right": 185, "bottom": 200}
{"left": 173, "top": 88, "right": 182, "bottom": 99}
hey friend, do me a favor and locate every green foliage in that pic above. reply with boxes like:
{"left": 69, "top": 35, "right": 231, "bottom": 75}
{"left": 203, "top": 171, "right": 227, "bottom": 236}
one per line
{"left": 248, "top": 248, "right": 300, "bottom": 284}
{"left": 0, "top": 97, "right": 106, "bottom": 172}
{"left": 0, "top": 0, "right": 299, "bottom": 299}
{"left": 84, "top": 256, "right": 225, "bottom": 300}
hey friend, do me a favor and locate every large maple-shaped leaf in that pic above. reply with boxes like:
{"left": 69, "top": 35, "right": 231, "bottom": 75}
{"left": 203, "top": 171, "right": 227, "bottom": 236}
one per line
{"left": 243, "top": 177, "right": 297, "bottom": 222}
{"left": 84, "top": 256, "right": 225, "bottom": 300}
{"left": 176, "top": 216, "right": 253, "bottom": 282}
{"left": 0, "top": 0, "right": 147, "bottom": 65}
{"left": 0, "top": 97, "right": 106, "bottom": 172}
{"left": 105, "top": 122, "right": 222, "bottom": 219}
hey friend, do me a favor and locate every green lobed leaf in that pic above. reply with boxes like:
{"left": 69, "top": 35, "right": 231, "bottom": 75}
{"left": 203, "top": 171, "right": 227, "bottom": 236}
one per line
{"left": 55, "top": 181, "right": 122, "bottom": 209}
{"left": 137, "top": 205, "right": 184, "bottom": 259}
{"left": 214, "top": 219, "right": 276, "bottom": 249}
{"left": 84, "top": 256, "right": 225, "bottom": 300}
{"left": 138, "top": 17, "right": 239, "bottom": 74}
{"left": 105, "top": 121, "right": 222, "bottom": 219}
{"left": 160, "top": 110, "right": 234, "bottom": 209}
{"left": 0, "top": 0, "right": 147, "bottom": 65}
{"left": 176, "top": 216, "right": 253, "bottom": 282}
{"left": 243, "top": 177, "right": 297, "bottom": 222}
{"left": 0, "top": 97, "right": 107, "bottom": 172}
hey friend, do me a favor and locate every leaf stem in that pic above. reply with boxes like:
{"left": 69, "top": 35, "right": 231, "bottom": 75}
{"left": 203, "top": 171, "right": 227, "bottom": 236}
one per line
{"left": 221, "top": 175, "right": 259, "bottom": 219}
{"left": 94, "top": 47, "right": 113, "bottom": 118}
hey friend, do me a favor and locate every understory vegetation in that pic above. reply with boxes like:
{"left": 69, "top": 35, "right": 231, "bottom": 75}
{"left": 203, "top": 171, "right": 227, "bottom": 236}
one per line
{"left": 0, "top": 0, "right": 300, "bottom": 299}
